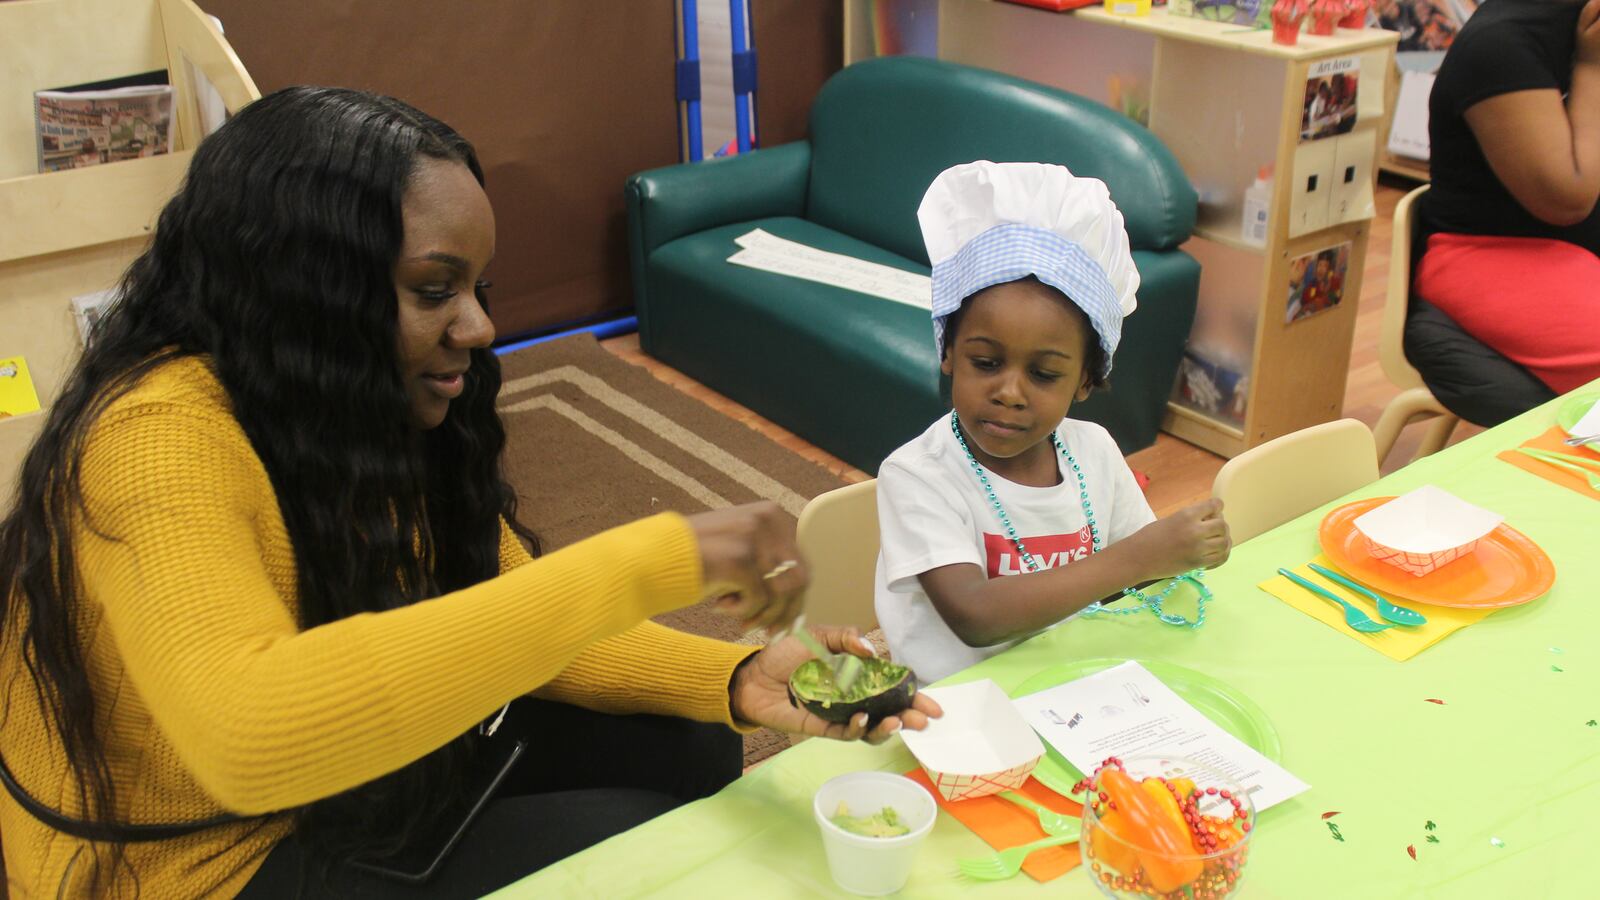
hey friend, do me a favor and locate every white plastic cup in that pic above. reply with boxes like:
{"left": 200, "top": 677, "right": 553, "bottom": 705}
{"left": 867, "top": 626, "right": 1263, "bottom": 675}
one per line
{"left": 813, "top": 772, "right": 938, "bottom": 896}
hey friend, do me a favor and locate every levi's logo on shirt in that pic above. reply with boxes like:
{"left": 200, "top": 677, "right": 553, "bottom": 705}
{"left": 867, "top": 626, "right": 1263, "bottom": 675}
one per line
{"left": 983, "top": 527, "right": 1093, "bottom": 578}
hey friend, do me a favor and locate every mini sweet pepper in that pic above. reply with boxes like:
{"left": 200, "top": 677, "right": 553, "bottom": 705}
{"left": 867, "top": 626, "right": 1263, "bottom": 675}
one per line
{"left": 1101, "top": 768, "right": 1203, "bottom": 892}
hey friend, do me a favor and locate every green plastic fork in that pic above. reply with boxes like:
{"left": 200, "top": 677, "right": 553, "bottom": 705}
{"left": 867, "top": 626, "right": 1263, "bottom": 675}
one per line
{"left": 956, "top": 832, "right": 1080, "bottom": 881}
{"left": 1518, "top": 447, "right": 1600, "bottom": 490}
{"left": 1279, "top": 568, "right": 1394, "bottom": 633}
{"left": 784, "top": 614, "right": 864, "bottom": 693}
{"left": 997, "top": 791, "right": 1081, "bottom": 838}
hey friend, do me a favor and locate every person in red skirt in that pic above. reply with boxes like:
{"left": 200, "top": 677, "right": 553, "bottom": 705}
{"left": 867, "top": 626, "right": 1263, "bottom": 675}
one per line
{"left": 1414, "top": 0, "right": 1600, "bottom": 421}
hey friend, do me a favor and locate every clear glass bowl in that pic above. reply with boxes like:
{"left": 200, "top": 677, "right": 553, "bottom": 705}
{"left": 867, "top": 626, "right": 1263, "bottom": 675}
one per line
{"left": 1080, "top": 755, "right": 1254, "bottom": 900}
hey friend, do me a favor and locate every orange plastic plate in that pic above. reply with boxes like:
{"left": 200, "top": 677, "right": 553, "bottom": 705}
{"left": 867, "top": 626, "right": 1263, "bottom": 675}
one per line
{"left": 1319, "top": 497, "right": 1555, "bottom": 609}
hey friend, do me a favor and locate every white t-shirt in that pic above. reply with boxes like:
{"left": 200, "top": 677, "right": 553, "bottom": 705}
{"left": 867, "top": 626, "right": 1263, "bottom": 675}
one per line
{"left": 874, "top": 414, "right": 1156, "bottom": 683}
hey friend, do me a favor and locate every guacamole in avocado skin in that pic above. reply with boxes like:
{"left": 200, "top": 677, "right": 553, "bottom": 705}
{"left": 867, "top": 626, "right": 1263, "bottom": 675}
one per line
{"left": 830, "top": 802, "right": 910, "bottom": 838}
{"left": 789, "top": 658, "right": 910, "bottom": 706}
{"left": 787, "top": 656, "right": 918, "bottom": 726}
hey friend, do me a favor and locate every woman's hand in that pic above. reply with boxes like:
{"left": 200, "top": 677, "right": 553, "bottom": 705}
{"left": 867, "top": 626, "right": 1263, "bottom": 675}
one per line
{"left": 1579, "top": 0, "right": 1600, "bottom": 67}
{"left": 688, "top": 502, "right": 808, "bottom": 634}
{"left": 728, "top": 625, "right": 942, "bottom": 744}
{"left": 1122, "top": 499, "right": 1232, "bottom": 580}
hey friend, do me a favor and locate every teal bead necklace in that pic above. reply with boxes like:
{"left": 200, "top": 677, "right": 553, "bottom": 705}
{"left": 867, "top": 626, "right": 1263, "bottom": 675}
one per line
{"left": 949, "top": 410, "right": 1208, "bottom": 627}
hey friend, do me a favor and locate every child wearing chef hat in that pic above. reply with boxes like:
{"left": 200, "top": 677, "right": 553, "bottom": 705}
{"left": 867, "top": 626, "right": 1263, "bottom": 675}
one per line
{"left": 873, "top": 161, "right": 1232, "bottom": 683}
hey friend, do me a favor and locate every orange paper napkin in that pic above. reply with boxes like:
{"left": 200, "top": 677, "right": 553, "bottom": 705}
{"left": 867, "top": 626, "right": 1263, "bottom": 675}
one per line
{"left": 1497, "top": 427, "right": 1600, "bottom": 501}
{"left": 905, "top": 768, "right": 1082, "bottom": 882}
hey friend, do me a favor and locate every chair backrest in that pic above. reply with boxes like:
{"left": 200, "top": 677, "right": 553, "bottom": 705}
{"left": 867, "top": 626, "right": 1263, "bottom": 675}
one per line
{"left": 1212, "top": 419, "right": 1379, "bottom": 544}
{"left": 805, "top": 56, "right": 1197, "bottom": 265}
{"left": 1379, "top": 184, "right": 1431, "bottom": 392}
{"left": 795, "top": 479, "right": 880, "bottom": 633}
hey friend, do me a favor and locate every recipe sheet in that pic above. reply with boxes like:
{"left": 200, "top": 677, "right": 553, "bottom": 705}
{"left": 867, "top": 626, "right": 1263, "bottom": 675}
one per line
{"left": 1013, "top": 661, "right": 1309, "bottom": 811}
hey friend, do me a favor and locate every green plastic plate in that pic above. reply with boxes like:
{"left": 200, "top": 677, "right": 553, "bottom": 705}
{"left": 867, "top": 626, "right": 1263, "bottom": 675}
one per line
{"left": 1557, "top": 393, "right": 1599, "bottom": 435}
{"left": 1009, "top": 658, "right": 1283, "bottom": 792}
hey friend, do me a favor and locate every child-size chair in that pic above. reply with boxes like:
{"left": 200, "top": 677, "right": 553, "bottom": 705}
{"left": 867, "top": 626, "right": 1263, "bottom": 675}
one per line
{"left": 1372, "top": 185, "right": 1459, "bottom": 467}
{"left": 794, "top": 479, "right": 879, "bottom": 632}
{"left": 1212, "top": 419, "right": 1379, "bottom": 544}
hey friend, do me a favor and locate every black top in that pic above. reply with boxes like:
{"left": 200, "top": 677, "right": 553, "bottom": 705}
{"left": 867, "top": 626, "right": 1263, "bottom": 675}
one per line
{"left": 1423, "top": 0, "right": 1599, "bottom": 253}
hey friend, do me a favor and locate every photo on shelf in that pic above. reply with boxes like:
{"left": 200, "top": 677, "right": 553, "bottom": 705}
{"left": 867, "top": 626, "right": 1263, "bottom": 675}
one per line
{"left": 1174, "top": 350, "right": 1249, "bottom": 427}
{"left": 1285, "top": 241, "right": 1352, "bottom": 324}
{"left": 1375, "top": 0, "right": 1478, "bottom": 53}
{"left": 1300, "top": 57, "right": 1359, "bottom": 143}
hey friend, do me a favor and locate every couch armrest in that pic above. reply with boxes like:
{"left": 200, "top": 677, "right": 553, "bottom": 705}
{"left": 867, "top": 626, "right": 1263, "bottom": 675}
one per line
{"left": 626, "top": 142, "right": 812, "bottom": 346}
{"left": 626, "top": 141, "right": 812, "bottom": 262}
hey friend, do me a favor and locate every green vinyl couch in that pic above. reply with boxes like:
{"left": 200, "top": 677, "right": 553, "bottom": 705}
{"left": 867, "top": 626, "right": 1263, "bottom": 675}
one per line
{"left": 625, "top": 56, "right": 1199, "bottom": 472}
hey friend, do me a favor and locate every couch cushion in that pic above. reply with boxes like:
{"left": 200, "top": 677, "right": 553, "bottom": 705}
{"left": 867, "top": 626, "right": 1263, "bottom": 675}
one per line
{"left": 647, "top": 217, "right": 948, "bottom": 470}
{"left": 806, "top": 56, "right": 1197, "bottom": 264}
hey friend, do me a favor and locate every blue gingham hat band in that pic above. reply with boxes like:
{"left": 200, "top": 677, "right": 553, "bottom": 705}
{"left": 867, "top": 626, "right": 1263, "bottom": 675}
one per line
{"left": 932, "top": 223, "right": 1122, "bottom": 377}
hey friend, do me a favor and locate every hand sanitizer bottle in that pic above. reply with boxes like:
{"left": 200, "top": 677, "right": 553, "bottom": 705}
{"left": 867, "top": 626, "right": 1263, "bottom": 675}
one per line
{"left": 1242, "top": 165, "right": 1273, "bottom": 247}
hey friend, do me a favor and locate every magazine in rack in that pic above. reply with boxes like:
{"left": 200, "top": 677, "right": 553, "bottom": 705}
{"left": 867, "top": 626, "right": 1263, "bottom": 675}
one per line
{"left": 34, "top": 71, "right": 174, "bottom": 173}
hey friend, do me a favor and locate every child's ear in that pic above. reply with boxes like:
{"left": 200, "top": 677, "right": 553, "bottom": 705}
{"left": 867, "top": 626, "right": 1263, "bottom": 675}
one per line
{"left": 940, "top": 349, "right": 955, "bottom": 377}
{"left": 1075, "top": 372, "right": 1093, "bottom": 403}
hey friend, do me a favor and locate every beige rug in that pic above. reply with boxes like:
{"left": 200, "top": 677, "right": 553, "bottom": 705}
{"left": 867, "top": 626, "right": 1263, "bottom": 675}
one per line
{"left": 495, "top": 335, "right": 847, "bottom": 764}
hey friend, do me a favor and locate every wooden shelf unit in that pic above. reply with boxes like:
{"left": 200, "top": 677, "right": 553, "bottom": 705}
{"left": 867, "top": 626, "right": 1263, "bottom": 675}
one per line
{"left": 0, "top": 0, "right": 259, "bottom": 508}
{"left": 844, "top": 1, "right": 1399, "bottom": 458}
{"left": 1072, "top": 6, "right": 1397, "bottom": 59}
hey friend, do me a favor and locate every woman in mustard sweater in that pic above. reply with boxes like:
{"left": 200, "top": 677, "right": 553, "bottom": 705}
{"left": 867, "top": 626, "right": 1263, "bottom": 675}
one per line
{"left": 0, "top": 88, "right": 937, "bottom": 898}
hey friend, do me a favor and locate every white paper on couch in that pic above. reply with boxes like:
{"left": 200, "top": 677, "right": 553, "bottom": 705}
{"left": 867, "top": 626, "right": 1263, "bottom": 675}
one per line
{"left": 727, "top": 229, "right": 932, "bottom": 309}
{"left": 1013, "top": 661, "right": 1309, "bottom": 812}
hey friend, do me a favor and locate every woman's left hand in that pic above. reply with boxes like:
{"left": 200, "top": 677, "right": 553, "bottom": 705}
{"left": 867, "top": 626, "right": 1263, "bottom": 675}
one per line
{"left": 728, "top": 626, "right": 942, "bottom": 745}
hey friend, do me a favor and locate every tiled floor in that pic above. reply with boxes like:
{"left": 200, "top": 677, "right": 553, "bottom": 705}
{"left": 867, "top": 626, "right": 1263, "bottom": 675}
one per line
{"left": 603, "top": 177, "right": 1480, "bottom": 518}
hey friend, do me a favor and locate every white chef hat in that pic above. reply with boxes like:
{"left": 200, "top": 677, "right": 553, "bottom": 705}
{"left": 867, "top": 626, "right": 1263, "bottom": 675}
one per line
{"left": 918, "top": 160, "right": 1139, "bottom": 377}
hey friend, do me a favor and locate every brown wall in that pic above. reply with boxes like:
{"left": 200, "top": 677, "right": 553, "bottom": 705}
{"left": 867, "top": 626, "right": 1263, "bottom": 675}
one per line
{"left": 200, "top": 1, "right": 841, "bottom": 340}
{"left": 753, "top": 0, "right": 843, "bottom": 148}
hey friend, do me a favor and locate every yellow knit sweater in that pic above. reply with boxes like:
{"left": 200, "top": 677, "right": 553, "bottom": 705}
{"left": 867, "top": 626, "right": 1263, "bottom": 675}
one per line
{"left": 0, "top": 356, "right": 757, "bottom": 898}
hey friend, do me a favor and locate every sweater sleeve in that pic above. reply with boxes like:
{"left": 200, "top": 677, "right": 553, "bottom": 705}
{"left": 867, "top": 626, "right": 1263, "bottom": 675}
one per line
{"left": 75, "top": 403, "right": 709, "bottom": 814}
{"left": 497, "top": 521, "right": 760, "bottom": 728}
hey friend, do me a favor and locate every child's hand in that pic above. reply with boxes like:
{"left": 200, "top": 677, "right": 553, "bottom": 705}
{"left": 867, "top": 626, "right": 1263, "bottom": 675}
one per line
{"left": 1125, "top": 499, "right": 1232, "bottom": 580}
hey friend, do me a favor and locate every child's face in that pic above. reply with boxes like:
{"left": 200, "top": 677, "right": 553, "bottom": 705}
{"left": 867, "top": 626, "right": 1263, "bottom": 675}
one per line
{"left": 941, "top": 280, "right": 1094, "bottom": 472}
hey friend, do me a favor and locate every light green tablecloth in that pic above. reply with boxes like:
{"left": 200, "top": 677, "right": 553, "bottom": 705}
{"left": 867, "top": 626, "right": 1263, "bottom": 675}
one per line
{"left": 495, "top": 384, "right": 1600, "bottom": 898}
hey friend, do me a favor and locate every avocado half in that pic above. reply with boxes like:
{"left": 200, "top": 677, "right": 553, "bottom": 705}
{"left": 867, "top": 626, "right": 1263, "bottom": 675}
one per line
{"left": 787, "top": 657, "right": 917, "bottom": 726}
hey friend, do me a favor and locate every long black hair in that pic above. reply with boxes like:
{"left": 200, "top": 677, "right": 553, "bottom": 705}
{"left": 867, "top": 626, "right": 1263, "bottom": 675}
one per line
{"left": 0, "top": 86, "right": 535, "bottom": 886}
